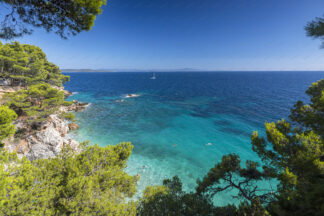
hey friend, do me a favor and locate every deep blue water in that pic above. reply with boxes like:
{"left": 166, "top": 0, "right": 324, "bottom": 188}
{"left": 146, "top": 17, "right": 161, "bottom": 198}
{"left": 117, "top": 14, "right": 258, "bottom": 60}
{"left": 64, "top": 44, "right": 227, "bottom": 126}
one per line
{"left": 63, "top": 71, "right": 323, "bottom": 205}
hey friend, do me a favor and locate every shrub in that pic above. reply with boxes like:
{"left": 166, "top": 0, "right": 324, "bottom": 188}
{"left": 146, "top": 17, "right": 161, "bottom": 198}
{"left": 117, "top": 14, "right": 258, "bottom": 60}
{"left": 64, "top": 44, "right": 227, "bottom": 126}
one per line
{"left": 60, "top": 112, "right": 76, "bottom": 121}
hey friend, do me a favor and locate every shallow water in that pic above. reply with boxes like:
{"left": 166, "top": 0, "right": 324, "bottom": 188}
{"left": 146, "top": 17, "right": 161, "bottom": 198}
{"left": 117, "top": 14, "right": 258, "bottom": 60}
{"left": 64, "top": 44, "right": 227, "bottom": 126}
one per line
{"left": 64, "top": 71, "right": 324, "bottom": 205}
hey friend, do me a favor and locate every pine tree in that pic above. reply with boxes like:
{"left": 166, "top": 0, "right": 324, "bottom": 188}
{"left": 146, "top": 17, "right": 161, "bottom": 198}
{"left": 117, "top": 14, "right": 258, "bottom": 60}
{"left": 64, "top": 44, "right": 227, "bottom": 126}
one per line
{"left": 4, "top": 83, "right": 65, "bottom": 120}
{"left": 0, "top": 42, "right": 69, "bottom": 87}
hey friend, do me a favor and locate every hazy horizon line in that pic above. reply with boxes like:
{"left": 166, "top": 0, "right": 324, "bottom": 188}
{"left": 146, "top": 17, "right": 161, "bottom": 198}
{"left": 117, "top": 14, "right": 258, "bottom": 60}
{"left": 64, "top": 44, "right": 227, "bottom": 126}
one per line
{"left": 62, "top": 68, "right": 324, "bottom": 72}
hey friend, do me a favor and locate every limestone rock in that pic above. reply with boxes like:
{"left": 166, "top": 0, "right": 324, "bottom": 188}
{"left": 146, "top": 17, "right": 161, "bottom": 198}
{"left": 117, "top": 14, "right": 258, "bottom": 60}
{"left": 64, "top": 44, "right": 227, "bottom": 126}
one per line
{"left": 5, "top": 114, "right": 80, "bottom": 160}
{"left": 47, "top": 114, "right": 69, "bottom": 136}
{"left": 68, "top": 123, "right": 79, "bottom": 130}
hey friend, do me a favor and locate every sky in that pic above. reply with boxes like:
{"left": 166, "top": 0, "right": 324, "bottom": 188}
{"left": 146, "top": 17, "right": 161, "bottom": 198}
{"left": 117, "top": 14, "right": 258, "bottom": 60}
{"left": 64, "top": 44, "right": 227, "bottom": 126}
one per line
{"left": 5, "top": 0, "right": 324, "bottom": 71}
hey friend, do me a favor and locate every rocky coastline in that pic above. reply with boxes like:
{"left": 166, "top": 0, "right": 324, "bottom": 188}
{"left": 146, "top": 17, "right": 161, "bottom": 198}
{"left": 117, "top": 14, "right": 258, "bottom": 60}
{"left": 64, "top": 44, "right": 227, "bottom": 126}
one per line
{"left": 2, "top": 87, "right": 88, "bottom": 160}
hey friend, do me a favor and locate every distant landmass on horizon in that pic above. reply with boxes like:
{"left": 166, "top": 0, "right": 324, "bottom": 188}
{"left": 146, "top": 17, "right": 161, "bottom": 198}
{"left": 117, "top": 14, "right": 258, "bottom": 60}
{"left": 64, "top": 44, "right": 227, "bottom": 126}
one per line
{"left": 62, "top": 69, "right": 324, "bottom": 73}
{"left": 62, "top": 68, "right": 202, "bottom": 72}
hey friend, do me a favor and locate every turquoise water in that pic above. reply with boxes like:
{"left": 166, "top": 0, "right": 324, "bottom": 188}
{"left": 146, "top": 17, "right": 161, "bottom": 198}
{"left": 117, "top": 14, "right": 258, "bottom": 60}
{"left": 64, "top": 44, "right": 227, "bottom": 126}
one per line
{"left": 64, "top": 71, "right": 323, "bottom": 205}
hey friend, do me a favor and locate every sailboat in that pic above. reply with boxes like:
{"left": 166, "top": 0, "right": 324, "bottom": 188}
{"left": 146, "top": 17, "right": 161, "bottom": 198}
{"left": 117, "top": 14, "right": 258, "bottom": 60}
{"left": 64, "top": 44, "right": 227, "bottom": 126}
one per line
{"left": 150, "top": 72, "right": 156, "bottom": 80}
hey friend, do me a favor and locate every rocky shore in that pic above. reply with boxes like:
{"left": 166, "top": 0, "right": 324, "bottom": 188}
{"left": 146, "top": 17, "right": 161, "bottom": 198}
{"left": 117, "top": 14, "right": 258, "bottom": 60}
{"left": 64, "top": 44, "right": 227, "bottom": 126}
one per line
{"left": 2, "top": 89, "right": 88, "bottom": 160}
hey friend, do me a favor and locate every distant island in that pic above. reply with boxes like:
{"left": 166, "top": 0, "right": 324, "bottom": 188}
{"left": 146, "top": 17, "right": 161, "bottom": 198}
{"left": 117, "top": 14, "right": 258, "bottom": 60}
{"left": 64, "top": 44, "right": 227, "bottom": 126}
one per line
{"left": 62, "top": 69, "right": 115, "bottom": 72}
{"left": 62, "top": 69, "right": 197, "bottom": 72}
{"left": 62, "top": 68, "right": 205, "bottom": 72}
{"left": 62, "top": 69, "right": 324, "bottom": 73}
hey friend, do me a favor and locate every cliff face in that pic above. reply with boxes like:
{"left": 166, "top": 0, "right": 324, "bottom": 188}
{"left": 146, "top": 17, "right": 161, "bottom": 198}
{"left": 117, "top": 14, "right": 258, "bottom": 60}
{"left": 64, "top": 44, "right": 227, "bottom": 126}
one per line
{"left": 27, "top": 115, "right": 80, "bottom": 160}
{"left": 5, "top": 114, "right": 80, "bottom": 160}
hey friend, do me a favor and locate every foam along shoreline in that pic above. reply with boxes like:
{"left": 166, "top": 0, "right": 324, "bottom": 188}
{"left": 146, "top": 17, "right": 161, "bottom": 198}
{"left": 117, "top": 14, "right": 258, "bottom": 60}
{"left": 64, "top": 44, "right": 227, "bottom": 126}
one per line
{"left": 125, "top": 94, "right": 140, "bottom": 98}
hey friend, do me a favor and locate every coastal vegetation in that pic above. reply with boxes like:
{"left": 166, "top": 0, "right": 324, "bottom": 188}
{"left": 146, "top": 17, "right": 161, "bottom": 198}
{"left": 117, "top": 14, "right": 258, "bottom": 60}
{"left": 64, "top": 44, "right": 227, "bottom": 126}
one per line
{"left": 3, "top": 83, "right": 65, "bottom": 120}
{"left": 0, "top": 142, "right": 138, "bottom": 215}
{"left": 0, "top": 42, "right": 69, "bottom": 86}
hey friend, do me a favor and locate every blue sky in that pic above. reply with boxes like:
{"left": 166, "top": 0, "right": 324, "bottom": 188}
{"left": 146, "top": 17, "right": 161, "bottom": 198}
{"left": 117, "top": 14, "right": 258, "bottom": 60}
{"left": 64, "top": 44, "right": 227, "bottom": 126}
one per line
{"left": 7, "top": 0, "right": 324, "bottom": 71}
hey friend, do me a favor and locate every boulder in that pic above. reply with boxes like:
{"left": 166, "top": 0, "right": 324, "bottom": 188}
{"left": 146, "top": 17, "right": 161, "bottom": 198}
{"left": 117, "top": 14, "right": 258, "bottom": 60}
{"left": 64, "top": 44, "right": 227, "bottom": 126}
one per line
{"left": 68, "top": 123, "right": 79, "bottom": 130}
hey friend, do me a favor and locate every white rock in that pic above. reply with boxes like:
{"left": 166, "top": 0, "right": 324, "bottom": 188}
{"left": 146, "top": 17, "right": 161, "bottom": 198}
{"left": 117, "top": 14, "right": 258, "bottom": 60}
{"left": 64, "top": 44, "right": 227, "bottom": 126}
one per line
{"left": 20, "top": 114, "right": 80, "bottom": 160}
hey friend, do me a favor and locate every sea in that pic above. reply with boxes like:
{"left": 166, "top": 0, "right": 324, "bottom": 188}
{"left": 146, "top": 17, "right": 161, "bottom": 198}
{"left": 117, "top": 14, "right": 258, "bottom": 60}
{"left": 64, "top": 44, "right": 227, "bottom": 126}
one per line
{"left": 63, "top": 71, "right": 324, "bottom": 205}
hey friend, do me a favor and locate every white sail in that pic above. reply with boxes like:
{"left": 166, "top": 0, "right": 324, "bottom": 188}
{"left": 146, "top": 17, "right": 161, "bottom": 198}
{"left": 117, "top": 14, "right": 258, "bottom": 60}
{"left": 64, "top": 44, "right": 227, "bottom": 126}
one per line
{"left": 150, "top": 72, "right": 156, "bottom": 79}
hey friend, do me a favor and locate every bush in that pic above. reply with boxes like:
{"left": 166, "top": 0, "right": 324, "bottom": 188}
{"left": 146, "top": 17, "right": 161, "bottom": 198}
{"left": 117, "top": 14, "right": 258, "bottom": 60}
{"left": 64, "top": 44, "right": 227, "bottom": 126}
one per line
{"left": 60, "top": 112, "right": 76, "bottom": 121}
{"left": 14, "top": 128, "right": 27, "bottom": 139}
{"left": 0, "top": 106, "right": 17, "bottom": 141}
{"left": 62, "top": 101, "right": 73, "bottom": 106}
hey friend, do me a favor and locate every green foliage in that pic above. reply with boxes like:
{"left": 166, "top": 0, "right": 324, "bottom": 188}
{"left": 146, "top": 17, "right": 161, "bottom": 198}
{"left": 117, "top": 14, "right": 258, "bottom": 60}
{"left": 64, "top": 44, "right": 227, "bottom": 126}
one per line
{"left": 60, "top": 112, "right": 76, "bottom": 121}
{"left": 14, "top": 127, "right": 27, "bottom": 139}
{"left": 196, "top": 154, "right": 274, "bottom": 202}
{"left": 250, "top": 80, "right": 324, "bottom": 216}
{"left": 0, "top": 0, "right": 107, "bottom": 40}
{"left": 290, "top": 80, "right": 324, "bottom": 136}
{"left": 0, "top": 105, "right": 17, "bottom": 142}
{"left": 4, "top": 83, "right": 65, "bottom": 120}
{"left": 137, "top": 176, "right": 220, "bottom": 216}
{"left": 0, "top": 142, "right": 137, "bottom": 215}
{"left": 305, "top": 16, "right": 324, "bottom": 46}
{"left": 195, "top": 154, "right": 273, "bottom": 216}
{"left": 0, "top": 42, "right": 69, "bottom": 86}
{"left": 62, "top": 100, "right": 74, "bottom": 106}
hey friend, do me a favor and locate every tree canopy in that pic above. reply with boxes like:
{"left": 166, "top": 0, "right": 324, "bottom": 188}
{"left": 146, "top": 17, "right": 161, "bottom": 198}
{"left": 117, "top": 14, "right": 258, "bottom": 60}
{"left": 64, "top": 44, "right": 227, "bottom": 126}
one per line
{"left": 137, "top": 176, "right": 227, "bottom": 216}
{"left": 3, "top": 83, "right": 68, "bottom": 123}
{"left": 0, "top": 0, "right": 107, "bottom": 40}
{"left": 0, "top": 42, "right": 69, "bottom": 86}
{"left": 0, "top": 142, "right": 137, "bottom": 215}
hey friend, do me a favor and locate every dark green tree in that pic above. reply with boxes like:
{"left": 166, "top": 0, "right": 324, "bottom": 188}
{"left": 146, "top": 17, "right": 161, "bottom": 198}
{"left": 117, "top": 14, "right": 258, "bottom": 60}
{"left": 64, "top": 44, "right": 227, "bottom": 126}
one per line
{"left": 251, "top": 80, "right": 324, "bottom": 216}
{"left": 137, "top": 176, "right": 230, "bottom": 216}
{"left": 0, "top": 0, "right": 107, "bottom": 40}
{"left": 196, "top": 154, "right": 274, "bottom": 216}
{"left": 306, "top": 15, "right": 324, "bottom": 46}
